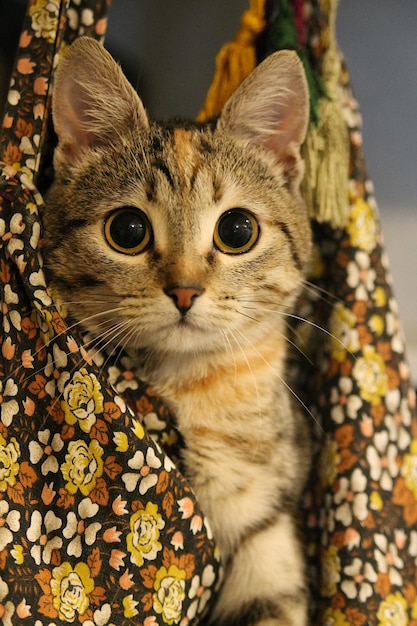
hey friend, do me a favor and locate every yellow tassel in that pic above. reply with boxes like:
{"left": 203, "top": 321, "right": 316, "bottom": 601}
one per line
{"left": 197, "top": 0, "right": 266, "bottom": 122}
{"left": 301, "top": 0, "right": 350, "bottom": 228}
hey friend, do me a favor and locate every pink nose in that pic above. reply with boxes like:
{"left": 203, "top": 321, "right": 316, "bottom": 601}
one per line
{"left": 164, "top": 285, "right": 204, "bottom": 315}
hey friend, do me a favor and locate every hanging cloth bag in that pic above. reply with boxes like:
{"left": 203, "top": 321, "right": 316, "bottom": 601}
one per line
{"left": 0, "top": 2, "right": 220, "bottom": 624}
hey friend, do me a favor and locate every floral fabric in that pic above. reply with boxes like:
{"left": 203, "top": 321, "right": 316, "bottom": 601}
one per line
{"left": 0, "top": 1, "right": 220, "bottom": 625}
{"left": 0, "top": 1, "right": 416, "bottom": 625}
{"left": 267, "top": 2, "right": 417, "bottom": 624}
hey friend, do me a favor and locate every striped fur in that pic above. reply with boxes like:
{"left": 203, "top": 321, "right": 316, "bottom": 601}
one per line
{"left": 43, "top": 38, "right": 312, "bottom": 625}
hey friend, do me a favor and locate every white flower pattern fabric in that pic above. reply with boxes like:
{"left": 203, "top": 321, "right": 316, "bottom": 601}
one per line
{"left": 0, "top": 1, "right": 221, "bottom": 624}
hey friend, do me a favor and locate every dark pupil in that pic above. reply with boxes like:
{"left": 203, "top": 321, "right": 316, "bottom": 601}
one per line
{"left": 218, "top": 211, "right": 253, "bottom": 249}
{"left": 110, "top": 211, "right": 146, "bottom": 249}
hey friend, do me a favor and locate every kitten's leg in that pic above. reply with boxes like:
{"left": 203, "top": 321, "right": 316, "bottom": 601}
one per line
{"left": 211, "top": 512, "right": 307, "bottom": 626}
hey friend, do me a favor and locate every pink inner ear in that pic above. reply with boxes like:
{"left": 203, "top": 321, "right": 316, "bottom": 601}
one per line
{"left": 259, "top": 136, "right": 299, "bottom": 186}
{"left": 264, "top": 102, "right": 308, "bottom": 157}
{"left": 53, "top": 66, "right": 149, "bottom": 161}
{"left": 53, "top": 76, "right": 92, "bottom": 152}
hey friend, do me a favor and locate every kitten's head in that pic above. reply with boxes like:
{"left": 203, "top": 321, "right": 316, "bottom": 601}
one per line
{"left": 43, "top": 37, "right": 311, "bottom": 362}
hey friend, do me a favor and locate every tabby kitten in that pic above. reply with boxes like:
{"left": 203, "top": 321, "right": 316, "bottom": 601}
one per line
{"left": 43, "top": 37, "right": 312, "bottom": 626}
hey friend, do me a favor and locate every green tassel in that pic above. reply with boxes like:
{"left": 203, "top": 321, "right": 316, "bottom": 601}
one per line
{"left": 300, "top": 43, "right": 350, "bottom": 228}
{"left": 262, "top": 0, "right": 327, "bottom": 125}
{"left": 261, "top": 0, "right": 350, "bottom": 228}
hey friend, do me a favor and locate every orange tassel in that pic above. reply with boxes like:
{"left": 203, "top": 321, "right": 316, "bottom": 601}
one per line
{"left": 197, "top": 0, "right": 266, "bottom": 121}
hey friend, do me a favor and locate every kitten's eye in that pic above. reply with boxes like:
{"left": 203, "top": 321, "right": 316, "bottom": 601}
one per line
{"left": 104, "top": 207, "right": 152, "bottom": 255}
{"left": 214, "top": 209, "right": 259, "bottom": 254}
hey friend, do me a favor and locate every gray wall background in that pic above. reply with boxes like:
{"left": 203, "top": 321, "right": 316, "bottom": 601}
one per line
{"left": 106, "top": 1, "right": 416, "bottom": 377}
{"left": 337, "top": 2, "right": 417, "bottom": 379}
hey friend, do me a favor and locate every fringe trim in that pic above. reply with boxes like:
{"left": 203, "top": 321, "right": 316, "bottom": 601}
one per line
{"left": 301, "top": 0, "right": 350, "bottom": 228}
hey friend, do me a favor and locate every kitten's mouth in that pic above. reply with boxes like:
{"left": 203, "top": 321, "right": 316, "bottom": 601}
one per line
{"left": 177, "top": 316, "right": 193, "bottom": 328}
{"left": 156, "top": 313, "right": 201, "bottom": 333}
{"left": 151, "top": 314, "right": 221, "bottom": 353}
{"left": 173, "top": 318, "right": 203, "bottom": 336}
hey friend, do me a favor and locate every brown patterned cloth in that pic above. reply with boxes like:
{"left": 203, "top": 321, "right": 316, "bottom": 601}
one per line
{"left": 0, "top": 1, "right": 220, "bottom": 624}
{"left": 262, "top": 2, "right": 417, "bottom": 624}
{"left": 0, "top": 1, "right": 416, "bottom": 625}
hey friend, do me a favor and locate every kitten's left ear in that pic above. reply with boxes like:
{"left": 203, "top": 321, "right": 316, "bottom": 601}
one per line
{"left": 218, "top": 51, "right": 309, "bottom": 182}
{"left": 52, "top": 37, "right": 149, "bottom": 163}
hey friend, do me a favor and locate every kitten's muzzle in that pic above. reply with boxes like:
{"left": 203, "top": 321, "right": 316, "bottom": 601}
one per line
{"left": 164, "top": 285, "right": 204, "bottom": 316}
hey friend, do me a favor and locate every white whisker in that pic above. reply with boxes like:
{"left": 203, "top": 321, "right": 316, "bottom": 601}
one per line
{"left": 233, "top": 301, "right": 314, "bottom": 366}
{"left": 227, "top": 327, "right": 263, "bottom": 456}
{"left": 221, "top": 329, "right": 238, "bottom": 385}
{"left": 239, "top": 301, "right": 354, "bottom": 359}
{"left": 43, "top": 317, "right": 139, "bottom": 407}
{"left": 302, "top": 279, "right": 343, "bottom": 305}
{"left": 232, "top": 321, "right": 324, "bottom": 434}
{"left": 4, "top": 305, "right": 134, "bottom": 392}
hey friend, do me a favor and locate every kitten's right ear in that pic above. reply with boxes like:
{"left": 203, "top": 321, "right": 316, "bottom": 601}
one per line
{"left": 218, "top": 50, "right": 309, "bottom": 184}
{"left": 52, "top": 37, "right": 149, "bottom": 163}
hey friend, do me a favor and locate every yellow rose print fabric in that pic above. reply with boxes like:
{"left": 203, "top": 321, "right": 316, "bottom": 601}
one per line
{"left": 0, "top": 1, "right": 416, "bottom": 625}
{"left": 127, "top": 502, "right": 165, "bottom": 567}
{"left": 51, "top": 562, "right": 95, "bottom": 622}
{"left": 0, "top": 170, "right": 221, "bottom": 625}
{"left": 62, "top": 368, "right": 105, "bottom": 433}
